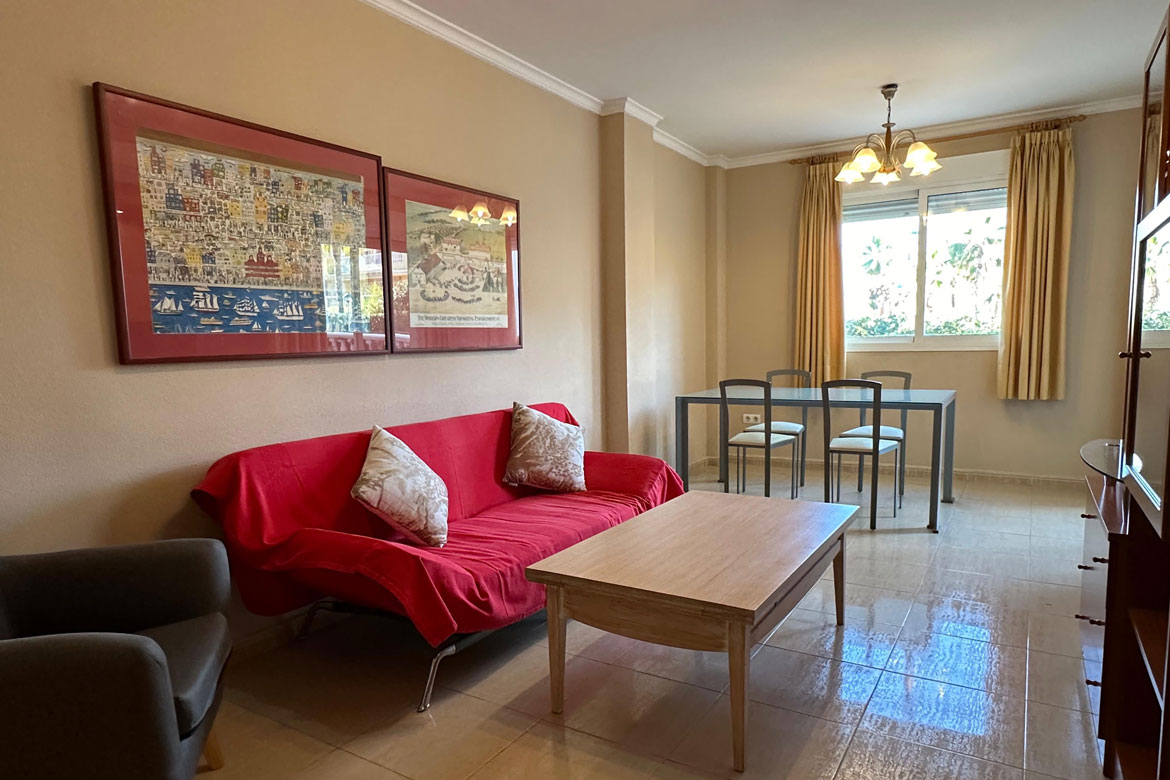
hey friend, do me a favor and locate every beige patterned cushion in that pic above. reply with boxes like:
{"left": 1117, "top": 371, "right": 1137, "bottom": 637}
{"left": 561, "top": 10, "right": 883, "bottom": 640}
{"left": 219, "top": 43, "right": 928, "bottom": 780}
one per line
{"left": 351, "top": 426, "right": 449, "bottom": 547}
{"left": 504, "top": 403, "right": 586, "bottom": 492}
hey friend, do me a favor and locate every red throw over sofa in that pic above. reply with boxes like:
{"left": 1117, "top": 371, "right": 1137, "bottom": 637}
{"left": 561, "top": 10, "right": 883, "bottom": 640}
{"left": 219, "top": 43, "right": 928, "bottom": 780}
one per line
{"left": 192, "top": 403, "right": 683, "bottom": 649}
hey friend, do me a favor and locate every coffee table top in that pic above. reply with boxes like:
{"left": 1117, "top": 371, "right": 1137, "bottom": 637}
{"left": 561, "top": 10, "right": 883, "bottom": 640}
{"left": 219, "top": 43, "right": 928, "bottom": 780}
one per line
{"left": 526, "top": 492, "right": 857, "bottom": 622}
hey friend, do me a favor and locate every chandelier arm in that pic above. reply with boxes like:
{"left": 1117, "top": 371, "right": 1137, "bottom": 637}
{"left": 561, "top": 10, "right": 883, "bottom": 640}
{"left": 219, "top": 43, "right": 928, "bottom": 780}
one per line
{"left": 892, "top": 129, "right": 918, "bottom": 151}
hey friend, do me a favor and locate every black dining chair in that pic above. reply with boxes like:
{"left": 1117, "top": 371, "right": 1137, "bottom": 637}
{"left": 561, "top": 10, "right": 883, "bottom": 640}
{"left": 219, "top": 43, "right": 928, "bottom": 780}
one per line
{"left": 844, "top": 370, "right": 911, "bottom": 498}
{"left": 822, "top": 379, "right": 900, "bottom": 529}
{"left": 743, "top": 369, "right": 811, "bottom": 488}
{"left": 719, "top": 379, "right": 798, "bottom": 498}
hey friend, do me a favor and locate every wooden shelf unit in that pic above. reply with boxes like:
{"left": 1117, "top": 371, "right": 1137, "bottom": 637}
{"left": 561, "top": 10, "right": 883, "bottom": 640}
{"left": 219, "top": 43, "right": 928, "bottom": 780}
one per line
{"left": 1116, "top": 741, "right": 1159, "bottom": 780}
{"left": 1081, "top": 465, "right": 1169, "bottom": 780}
{"left": 1131, "top": 608, "right": 1168, "bottom": 707}
{"left": 1093, "top": 5, "right": 1170, "bottom": 777}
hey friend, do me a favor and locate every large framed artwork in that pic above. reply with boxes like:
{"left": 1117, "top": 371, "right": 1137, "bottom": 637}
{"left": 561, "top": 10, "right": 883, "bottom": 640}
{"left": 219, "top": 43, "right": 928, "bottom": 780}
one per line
{"left": 94, "top": 83, "right": 388, "bottom": 363}
{"left": 383, "top": 168, "right": 521, "bottom": 352}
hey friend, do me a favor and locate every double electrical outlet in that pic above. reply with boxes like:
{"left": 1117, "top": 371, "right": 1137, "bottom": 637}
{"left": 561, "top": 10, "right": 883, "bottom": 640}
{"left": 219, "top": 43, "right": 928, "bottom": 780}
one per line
{"left": 742, "top": 413, "right": 762, "bottom": 425}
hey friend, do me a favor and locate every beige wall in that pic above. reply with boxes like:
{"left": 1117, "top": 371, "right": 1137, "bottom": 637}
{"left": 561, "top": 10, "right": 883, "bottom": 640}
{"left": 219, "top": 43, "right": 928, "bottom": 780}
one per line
{"left": 0, "top": 0, "right": 605, "bottom": 557}
{"left": 599, "top": 118, "right": 710, "bottom": 463}
{"left": 723, "top": 109, "right": 1140, "bottom": 479}
{"left": 653, "top": 145, "right": 709, "bottom": 463}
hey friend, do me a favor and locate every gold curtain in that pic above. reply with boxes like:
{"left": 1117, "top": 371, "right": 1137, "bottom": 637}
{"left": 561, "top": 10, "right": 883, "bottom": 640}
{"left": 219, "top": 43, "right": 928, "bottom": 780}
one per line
{"left": 795, "top": 162, "right": 845, "bottom": 385}
{"left": 997, "top": 127, "right": 1075, "bottom": 400}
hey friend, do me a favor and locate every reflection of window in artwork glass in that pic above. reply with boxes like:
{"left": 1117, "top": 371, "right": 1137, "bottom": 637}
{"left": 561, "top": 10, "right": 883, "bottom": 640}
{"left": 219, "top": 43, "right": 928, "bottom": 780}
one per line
{"left": 135, "top": 135, "right": 381, "bottom": 336}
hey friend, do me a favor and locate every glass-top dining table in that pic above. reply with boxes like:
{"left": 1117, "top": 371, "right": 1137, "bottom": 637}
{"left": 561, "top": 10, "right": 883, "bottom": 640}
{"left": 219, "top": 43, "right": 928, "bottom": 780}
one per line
{"left": 674, "top": 386, "right": 957, "bottom": 530}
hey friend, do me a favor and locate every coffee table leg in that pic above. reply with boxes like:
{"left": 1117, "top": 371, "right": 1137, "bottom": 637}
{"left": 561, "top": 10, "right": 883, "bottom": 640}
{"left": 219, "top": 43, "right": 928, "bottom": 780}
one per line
{"left": 728, "top": 622, "right": 750, "bottom": 772}
{"left": 833, "top": 539, "right": 845, "bottom": 626}
{"left": 547, "top": 585, "right": 566, "bottom": 714}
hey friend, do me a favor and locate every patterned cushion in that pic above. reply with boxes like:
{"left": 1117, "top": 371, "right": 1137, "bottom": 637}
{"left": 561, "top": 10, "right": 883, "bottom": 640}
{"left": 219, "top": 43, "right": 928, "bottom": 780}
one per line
{"left": 504, "top": 402, "right": 586, "bottom": 492}
{"left": 351, "top": 426, "right": 449, "bottom": 547}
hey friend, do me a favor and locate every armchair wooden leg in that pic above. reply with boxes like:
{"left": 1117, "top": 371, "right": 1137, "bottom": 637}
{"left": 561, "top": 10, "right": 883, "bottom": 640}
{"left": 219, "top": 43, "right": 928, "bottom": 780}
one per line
{"left": 202, "top": 726, "right": 225, "bottom": 771}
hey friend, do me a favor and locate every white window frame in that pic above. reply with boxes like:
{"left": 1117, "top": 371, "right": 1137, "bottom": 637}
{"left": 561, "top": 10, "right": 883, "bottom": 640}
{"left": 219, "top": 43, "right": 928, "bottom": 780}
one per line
{"left": 1143, "top": 331, "right": 1170, "bottom": 349}
{"left": 843, "top": 150, "right": 1010, "bottom": 353}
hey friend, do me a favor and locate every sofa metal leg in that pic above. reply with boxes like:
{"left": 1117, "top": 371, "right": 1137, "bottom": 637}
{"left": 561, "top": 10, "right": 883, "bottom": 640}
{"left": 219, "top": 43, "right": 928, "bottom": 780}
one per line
{"left": 297, "top": 599, "right": 338, "bottom": 639}
{"left": 418, "top": 644, "right": 458, "bottom": 712}
{"left": 417, "top": 629, "right": 496, "bottom": 712}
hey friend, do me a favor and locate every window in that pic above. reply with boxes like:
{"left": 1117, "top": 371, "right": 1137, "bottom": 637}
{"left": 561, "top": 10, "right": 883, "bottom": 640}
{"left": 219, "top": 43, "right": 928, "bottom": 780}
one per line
{"left": 841, "top": 152, "right": 1009, "bottom": 350}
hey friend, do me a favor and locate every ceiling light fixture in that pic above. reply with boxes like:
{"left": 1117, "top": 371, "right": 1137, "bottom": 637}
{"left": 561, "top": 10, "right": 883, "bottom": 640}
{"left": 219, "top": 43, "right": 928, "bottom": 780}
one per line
{"left": 836, "top": 84, "right": 940, "bottom": 185}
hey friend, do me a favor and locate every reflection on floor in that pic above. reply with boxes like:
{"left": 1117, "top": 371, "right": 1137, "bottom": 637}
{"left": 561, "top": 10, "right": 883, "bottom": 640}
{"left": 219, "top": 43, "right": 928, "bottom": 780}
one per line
{"left": 213, "top": 463, "right": 1101, "bottom": 780}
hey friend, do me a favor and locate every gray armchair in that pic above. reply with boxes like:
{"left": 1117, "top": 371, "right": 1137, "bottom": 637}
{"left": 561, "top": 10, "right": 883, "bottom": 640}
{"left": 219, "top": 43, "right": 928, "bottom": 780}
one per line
{"left": 0, "top": 539, "right": 231, "bottom": 780}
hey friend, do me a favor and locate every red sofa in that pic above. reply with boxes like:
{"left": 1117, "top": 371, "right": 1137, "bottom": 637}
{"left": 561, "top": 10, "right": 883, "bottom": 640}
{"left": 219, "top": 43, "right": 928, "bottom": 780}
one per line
{"left": 192, "top": 403, "right": 683, "bottom": 647}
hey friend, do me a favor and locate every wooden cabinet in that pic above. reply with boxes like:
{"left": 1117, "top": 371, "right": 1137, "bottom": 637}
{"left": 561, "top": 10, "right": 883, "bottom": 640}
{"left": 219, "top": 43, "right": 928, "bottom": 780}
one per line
{"left": 1088, "top": 6, "right": 1170, "bottom": 778}
{"left": 1081, "top": 471, "right": 1168, "bottom": 778}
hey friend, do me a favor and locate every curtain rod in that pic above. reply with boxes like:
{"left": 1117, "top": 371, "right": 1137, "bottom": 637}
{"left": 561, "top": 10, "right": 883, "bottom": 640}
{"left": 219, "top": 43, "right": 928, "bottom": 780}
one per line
{"left": 790, "top": 114, "right": 1087, "bottom": 166}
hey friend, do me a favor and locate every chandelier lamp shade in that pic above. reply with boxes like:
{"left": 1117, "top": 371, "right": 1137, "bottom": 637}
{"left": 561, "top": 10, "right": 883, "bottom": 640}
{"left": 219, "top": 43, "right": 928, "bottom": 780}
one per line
{"left": 448, "top": 201, "right": 518, "bottom": 228}
{"left": 836, "top": 84, "right": 941, "bottom": 185}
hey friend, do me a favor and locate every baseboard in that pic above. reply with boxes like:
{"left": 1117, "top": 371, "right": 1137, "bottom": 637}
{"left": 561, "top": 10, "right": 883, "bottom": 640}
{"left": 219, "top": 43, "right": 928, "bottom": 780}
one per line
{"left": 694, "top": 454, "right": 1082, "bottom": 487}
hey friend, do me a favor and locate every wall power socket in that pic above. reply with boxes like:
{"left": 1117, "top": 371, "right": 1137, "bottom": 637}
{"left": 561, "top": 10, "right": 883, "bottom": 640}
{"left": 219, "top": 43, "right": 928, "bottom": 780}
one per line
{"left": 742, "top": 413, "right": 762, "bottom": 425}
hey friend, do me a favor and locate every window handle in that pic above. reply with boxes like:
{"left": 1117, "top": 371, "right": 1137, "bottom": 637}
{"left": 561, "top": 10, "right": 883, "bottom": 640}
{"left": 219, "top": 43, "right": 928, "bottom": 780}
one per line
{"left": 1119, "top": 350, "right": 1152, "bottom": 359}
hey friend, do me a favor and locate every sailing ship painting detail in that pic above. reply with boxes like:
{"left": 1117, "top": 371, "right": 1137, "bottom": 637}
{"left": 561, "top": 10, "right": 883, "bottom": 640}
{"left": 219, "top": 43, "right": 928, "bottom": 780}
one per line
{"left": 403, "top": 199, "right": 509, "bottom": 328}
{"left": 148, "top": 287, "right": 325, "bottom": 334}
{"left": 136, "top": 135, "right": 381, "bottom": 336}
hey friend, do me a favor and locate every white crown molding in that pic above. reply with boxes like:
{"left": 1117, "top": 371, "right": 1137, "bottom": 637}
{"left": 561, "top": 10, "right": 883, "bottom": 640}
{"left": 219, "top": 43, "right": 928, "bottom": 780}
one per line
{"left": 600, "top": 98, "right": 663, "bottom": 127}
{"left": 358, "top": 0, "right": 604, "bottom": 113}
{"left": 652, "top": 128, "right": 711, "bottom": 165}
{"left": 721, "top": 94, "right": 1143, "bottom": 169}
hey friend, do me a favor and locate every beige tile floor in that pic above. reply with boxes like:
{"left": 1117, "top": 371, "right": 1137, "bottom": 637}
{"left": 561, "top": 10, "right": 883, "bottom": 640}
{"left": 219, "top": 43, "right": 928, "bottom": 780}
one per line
{"left": 213, "top": 463, "right": 1103, "bottom": 780}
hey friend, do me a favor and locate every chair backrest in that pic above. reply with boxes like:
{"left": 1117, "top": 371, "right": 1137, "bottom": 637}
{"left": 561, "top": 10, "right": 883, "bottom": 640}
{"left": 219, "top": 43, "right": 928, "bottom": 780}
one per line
{"left": 765, "top": 369, "right": 811, "bottom": 427}
{"left": 858, "top": 370, "right": 910, "bottom": 430}
{"left": 719, "top": 379, "right": 773, "bottom": 441}
{"left": 765, "top": 368, "right": 812, "bottom": 388}
{"left": 822, "top": 379, "right": 884, "bottom": 455}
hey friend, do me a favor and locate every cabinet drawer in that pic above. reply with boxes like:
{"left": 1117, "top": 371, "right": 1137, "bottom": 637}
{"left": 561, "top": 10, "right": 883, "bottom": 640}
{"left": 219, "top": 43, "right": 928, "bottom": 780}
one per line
{"left": 1079, "top": 506, "right": 1108, "bottom": 662}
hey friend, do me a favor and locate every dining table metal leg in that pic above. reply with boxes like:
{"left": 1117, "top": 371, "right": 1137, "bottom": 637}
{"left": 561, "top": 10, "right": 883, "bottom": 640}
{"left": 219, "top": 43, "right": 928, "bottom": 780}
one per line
{"left": 928, "top": 406, "right": 942, "bottom": 532}
{"left": 943, "top": 398, "right": 956, "bottom": 504}
{"left": 675, "top": 396, "right": 689, "bottom": 491}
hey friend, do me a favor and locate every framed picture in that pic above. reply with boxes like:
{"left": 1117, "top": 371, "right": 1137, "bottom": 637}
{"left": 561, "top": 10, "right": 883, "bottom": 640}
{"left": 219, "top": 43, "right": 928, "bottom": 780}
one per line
{"left": 94, "top": 83, "right": 388, "bottom": 363}
{"left": 383, "top": 168, "right": 521, "bottom": 352}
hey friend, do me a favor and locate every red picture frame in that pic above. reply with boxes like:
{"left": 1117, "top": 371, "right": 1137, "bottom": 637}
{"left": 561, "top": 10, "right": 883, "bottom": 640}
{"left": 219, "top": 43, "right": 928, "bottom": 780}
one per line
{"left": 383, "top": 168, "right": 521, "bottom": 352}
{"left": 94, "top": 83, "right": 389, "bottom": 363}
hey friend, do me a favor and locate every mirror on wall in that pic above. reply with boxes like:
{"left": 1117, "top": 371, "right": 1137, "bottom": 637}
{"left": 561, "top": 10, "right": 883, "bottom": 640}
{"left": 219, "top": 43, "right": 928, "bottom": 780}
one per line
{"left": 1131, "top": 223, "right": 1170, "bottom": 506}
{"left": 1142, "top": 32, "right": 1167, "bottom": 218}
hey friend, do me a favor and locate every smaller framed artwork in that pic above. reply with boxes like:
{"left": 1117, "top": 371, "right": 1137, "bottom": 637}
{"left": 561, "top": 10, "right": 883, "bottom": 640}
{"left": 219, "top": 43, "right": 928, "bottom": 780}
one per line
{"left": 94, "top": 83, "right": 388, "bottom": 363}
{"left": 383, "top": 168, "right": 521, "bottom": 352}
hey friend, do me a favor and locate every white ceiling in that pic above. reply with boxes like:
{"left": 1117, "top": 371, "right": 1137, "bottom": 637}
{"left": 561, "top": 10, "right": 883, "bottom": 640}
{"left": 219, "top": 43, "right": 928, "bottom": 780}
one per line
{"left": 389, "top": 0, "right": 1161, "bottom": 161}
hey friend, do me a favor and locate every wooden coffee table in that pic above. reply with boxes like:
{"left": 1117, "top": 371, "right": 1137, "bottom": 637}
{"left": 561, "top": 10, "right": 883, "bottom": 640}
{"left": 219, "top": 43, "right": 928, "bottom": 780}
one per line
{"left": 525, "top": 491, "right": 857, "bottom": 772}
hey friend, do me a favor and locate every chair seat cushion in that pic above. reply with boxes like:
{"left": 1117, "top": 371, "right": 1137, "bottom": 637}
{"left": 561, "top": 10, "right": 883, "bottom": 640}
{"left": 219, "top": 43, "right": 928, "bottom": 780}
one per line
{"left": 744, "top": 420, "right": 805, "bottom": 435}
{"left": 828, "top": 436, "right": 899, "bottom": 455}
{"left": 136, "top": 613, "right": 230, "bottom": 736}
{"left": 839, "top": 425, "right": 904, "bottom": 440}
{"left": 728, "top": 431, "right": 795, "bottom": 447}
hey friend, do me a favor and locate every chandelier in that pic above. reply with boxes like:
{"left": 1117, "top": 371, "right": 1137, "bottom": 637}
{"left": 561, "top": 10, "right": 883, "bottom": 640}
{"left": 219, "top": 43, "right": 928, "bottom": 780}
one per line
{"left": 835, "top": 84, "right": 941, "bottom": 185}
